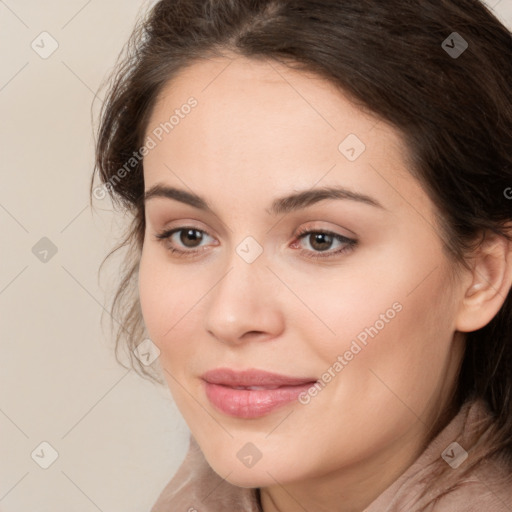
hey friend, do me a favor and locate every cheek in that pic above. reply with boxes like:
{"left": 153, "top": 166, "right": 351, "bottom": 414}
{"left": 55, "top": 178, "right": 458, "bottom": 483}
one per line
{"left": 285, "top": 266, "right": 458, "bottom": 469}
{"left": 299, "top": 242, "right": 457, "bottom": 403}
{"left": 138, "top": 247, "right": 165, "bottom": 341}
{"left": 386, "top": 277, "right": 458, "bottom": 386}
{"left": 138, "top": 245, "right": 193, "bottom": 349}
{"left": 281, "top": 245, "right": 415, "bottom": 361}
{"left": 329, "top": 262, "right": 457, "bottom": 417}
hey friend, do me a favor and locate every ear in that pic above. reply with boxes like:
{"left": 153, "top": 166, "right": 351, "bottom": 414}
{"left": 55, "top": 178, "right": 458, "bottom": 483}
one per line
{"left": 455, "top": 228, "right": 512, "bottom": 333}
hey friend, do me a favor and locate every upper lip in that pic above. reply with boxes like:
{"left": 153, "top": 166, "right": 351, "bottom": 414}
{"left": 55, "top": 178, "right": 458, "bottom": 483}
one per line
{"left": 201, "top": 368, "right": 317, "bottom": 388}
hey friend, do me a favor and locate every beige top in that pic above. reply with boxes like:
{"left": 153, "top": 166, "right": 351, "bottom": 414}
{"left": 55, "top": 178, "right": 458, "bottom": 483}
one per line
{"left": 151, "top": 399, "right": 512, "bottom": 511}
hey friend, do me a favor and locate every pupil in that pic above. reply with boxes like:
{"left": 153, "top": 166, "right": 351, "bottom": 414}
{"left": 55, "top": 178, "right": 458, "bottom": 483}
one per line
{"left": 311, "top": 233, "right": 332, "bottom": 251}
{"left": 181, "top": 229, "right": 202, "bottom": 247}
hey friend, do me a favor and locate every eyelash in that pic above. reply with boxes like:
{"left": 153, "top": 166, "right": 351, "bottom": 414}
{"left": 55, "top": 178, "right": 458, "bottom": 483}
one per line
{"left": 154, "top": 226, "right": 357, "bottom": 260}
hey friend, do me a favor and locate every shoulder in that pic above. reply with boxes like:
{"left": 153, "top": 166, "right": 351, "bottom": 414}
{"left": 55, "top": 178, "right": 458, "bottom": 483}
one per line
{"left": 427, "top": 401, "right": 512, "bottom": 512}
{"left": 429, "top": 470, "right": 512, "bottom": 511}
{"left": 366, "top": 398, "right": 512, "bottom": 512}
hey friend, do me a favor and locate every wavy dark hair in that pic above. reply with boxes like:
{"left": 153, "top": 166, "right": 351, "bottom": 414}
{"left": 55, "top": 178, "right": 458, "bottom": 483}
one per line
{"left": 90, "top": 0, "right": 512, "bottom": 507}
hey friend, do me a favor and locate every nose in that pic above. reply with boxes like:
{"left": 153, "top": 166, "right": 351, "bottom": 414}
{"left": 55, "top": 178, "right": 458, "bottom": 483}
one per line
{"left": 202, "top": 251, "right": 285, "bottom": 346}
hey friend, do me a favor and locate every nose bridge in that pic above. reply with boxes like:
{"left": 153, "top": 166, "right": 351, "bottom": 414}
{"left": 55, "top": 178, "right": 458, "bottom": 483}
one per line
{"left": 202, "top": 239, "right": 283, "bottom": 344}
{"left": 215, "top": 233, "right": 269, "bottom": 301}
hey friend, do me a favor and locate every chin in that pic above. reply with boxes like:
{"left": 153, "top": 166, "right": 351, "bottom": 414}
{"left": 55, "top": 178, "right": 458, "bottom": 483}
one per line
{"left": 201, "top": 444, "right": 300, "bottom": 489}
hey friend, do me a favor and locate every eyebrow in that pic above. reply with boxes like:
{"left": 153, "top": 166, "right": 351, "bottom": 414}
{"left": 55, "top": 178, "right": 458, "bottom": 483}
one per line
{"left": 144, "top": 184, "right": 385, "bottom": 215}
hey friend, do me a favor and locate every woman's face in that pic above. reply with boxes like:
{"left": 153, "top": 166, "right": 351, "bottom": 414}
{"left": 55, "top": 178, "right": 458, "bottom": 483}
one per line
{"left": 138, "top": 55, "right": 466, "bottom": 491}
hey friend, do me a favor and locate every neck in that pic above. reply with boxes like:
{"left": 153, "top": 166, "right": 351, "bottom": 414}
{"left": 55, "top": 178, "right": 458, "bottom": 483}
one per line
{"left": 259, "top": 394, "right": 462, "bottom": 512}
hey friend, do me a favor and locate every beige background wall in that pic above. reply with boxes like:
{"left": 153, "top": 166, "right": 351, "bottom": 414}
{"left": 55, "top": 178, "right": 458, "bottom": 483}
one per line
{"left": 1, "top": 0, "right": 511, "bottom": 510}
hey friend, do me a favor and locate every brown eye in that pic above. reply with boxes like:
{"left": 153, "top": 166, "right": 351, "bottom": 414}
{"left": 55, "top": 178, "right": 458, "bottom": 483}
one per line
{"left": 308, "top": 232, "right": 334, "bottom": 252}
{"left": 155, "top": 226, "right": 216, "bottom": 257}
{"left": 180, "top": 229, "right": 204, "bottom": 248}
{"left": 293, "top": 228, "right": 357, "bottom": 260}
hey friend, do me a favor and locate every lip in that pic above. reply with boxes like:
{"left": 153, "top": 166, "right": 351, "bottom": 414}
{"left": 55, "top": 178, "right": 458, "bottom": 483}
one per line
{"left": 201, "top": 368, "right": 318, "bottom": 419}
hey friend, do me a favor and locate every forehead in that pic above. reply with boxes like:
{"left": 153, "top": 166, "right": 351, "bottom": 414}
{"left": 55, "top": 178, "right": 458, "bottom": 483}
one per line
{"left": 147, "top": 54, "right": 384, "bottom": 143}
{"left": 142, "top": 55, "right": 430, "bottom": 217}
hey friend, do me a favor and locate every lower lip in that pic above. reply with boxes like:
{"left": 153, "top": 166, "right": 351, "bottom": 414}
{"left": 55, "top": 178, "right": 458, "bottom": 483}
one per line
{"left": 203, "top": 381, "right": 315, "bottom": 419}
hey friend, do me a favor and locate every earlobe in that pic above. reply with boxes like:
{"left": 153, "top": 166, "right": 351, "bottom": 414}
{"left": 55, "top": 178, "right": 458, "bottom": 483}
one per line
{"left": 455, "top": 231, "right": 512, "bottom": 333}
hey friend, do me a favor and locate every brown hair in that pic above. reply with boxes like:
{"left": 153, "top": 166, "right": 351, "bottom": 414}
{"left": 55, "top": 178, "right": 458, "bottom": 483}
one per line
{"left": 90, "top": 0, "right": 512, "bottom": 505}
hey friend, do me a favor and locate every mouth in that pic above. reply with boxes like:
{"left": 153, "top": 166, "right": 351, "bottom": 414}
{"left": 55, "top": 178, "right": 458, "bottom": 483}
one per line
{"left": 201, "top": 368, "right": 318, "bottom": 419}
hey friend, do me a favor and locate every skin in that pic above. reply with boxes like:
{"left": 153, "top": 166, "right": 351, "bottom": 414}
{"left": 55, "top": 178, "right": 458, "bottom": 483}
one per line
{"left": 137, "top": 54, "right": 511, "bottom": 511}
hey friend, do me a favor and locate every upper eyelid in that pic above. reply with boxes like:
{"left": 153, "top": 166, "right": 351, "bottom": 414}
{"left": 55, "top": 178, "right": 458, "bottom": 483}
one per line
{"left": 146, "top": 201, "right": 362, "bottom": 237}
{"left": 157, "top": 226, "right": 218, "bottom": 248}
